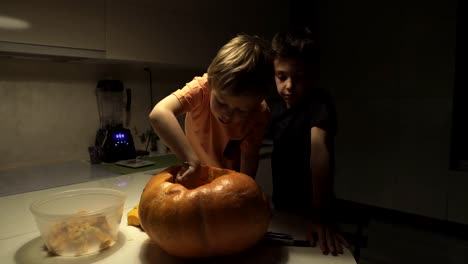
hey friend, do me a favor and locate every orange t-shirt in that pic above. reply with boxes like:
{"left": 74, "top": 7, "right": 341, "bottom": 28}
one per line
{"left": 173, "top": 74, "right": 270, "bottom": 171}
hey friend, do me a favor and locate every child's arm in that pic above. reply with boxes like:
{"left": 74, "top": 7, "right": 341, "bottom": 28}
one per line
{"left": 240, "top": 105, "right": 270, "bottom": 178}
{"left": 149, "top": 95, "right": 200, "bottom": 181}
{"left": 310, "top": 126, "right": 332, "bottom": 214}
{"left": 240, "top": 148, "right": 261, "bottom": 178}
{"left": 307, "top": 126, "right": 349, "bottom": 255}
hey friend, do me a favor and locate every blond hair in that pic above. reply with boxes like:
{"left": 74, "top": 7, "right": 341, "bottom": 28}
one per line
{"left": 207, "top": 34, "right": 273, "bottom": 97}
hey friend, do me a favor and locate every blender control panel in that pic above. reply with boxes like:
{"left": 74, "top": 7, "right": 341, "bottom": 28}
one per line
{"left": 98, "top": 127, "right": 136, "bottom": 162}
{"left": 112, "top": 132, "right": 131, "bottom": 146}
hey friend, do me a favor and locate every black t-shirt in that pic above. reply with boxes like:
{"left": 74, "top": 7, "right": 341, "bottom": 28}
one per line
{"left": 268, "top": 89, "right": 337, "bottom": 213}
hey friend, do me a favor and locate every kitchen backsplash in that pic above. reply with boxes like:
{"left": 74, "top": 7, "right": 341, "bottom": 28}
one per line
{"left": 0, "top": 57, "right": 200, "bottom": 169}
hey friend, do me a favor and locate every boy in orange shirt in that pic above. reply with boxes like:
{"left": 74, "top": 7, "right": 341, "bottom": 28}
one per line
{"left": 149, "top": 35, "right": 272, "bottom": 182}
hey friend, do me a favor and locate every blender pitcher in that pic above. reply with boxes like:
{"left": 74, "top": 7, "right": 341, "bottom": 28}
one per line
{"left": 96, "top": 80, "right": 125, "bottom": 128}
{"left": 94, "top": 80, "right": 136, "bottom": 162}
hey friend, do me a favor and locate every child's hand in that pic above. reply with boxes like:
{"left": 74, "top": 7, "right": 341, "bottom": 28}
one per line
{"left": 306, "top": 221, "right": 350, "bottom": 256}
{"left": 176, "top": 160, "right": 200, "bottom": 183}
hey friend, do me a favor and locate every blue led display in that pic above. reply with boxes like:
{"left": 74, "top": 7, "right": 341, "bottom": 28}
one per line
{"left": 113, "top": 132, "right": 127, "bottom": 141}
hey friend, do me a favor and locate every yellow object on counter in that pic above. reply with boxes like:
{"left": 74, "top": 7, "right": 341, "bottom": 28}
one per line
{"left": 127, "top": 205, "right": 140, "bottom": 227}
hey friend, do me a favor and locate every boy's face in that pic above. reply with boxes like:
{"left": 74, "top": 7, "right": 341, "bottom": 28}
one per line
{"left": 210, "top": 89, "right": 262, "bottom": 125}
{"left": 274, "top": 57, "right": 312, "bottom": 108}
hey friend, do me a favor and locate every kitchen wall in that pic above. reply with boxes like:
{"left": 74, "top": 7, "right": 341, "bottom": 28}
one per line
{"left": 316, "top": 0, "right": 459, "bottom": 221}
{"left": 0, "top": 57, "right": 201, "bottom": 170}
{"left": 0, "top": 0, "right": 291, "bottom": 172}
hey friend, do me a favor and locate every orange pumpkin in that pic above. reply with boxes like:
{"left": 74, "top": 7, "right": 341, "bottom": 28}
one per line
{"left": 138, "top": 165, "right": 271, "bottom": 258}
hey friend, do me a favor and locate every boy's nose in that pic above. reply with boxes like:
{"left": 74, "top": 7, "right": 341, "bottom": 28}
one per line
{"left": 221, "top": 113, "right": 234, "bottom": 123}
{"left": 224, "top": 107, "right": 233, "bottom": 115}
{"left": 223, "top": 108, "right": 235, "bottom": 119}
{"left": 285, "top": 78, "right": 294, "bottom": 91}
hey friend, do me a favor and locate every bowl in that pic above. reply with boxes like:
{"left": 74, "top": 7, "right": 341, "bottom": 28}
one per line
{"left": 29, "top": 188, "right": 126, "bottom": 257}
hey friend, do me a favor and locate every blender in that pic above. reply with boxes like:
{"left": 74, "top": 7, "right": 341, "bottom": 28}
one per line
{"left": 94, "top": 79, "right": 136, "bottom": 163}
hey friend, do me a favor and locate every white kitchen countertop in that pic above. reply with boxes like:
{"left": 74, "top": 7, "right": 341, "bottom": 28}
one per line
{"left": 0, "top": 160, "right": 120, "bottom": 197}
{"left": 0, "top": 168, "right": 356, "bottom": 264}
{"left": 0, "top": 144, "right": 274, "bottom": 198}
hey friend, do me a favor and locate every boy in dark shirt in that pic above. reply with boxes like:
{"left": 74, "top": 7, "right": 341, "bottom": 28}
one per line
{"left": 269, "top": 28, "right": 348, "bottom": 255}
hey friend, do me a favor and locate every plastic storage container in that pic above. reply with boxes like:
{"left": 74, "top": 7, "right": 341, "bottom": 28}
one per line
{"left": 29, "top": 188, "right": 126, "bottom": 256}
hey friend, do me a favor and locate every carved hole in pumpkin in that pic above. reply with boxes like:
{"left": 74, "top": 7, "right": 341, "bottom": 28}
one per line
{"left": 171, "top": 166, "right": 234, "bottom": 190}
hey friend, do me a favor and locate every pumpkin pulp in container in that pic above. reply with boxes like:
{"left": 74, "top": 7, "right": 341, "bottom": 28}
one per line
{"left": 29, "top": 188, "right": 126, "bottom": 257}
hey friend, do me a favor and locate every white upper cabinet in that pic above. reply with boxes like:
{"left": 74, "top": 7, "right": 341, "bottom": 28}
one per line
{"left": 106, "top": 0, "right": 289, "bottom": 68}
{"left": 0, "top": 0, "right": 289, "bottom": 65}
{"left": 0, "top": 0, "right": 105, "bottom": 57}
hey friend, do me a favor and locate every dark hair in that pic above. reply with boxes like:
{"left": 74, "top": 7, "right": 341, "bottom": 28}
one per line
{"left": 271, "top": 27, "right": 318, "bottom": 64}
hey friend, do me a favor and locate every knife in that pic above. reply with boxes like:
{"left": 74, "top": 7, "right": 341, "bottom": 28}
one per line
{"left": 175, "top": 162, "right": 190, "bottom": 182}
{"left": 264, "top": 231, "right": 312, "bottom": 247}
